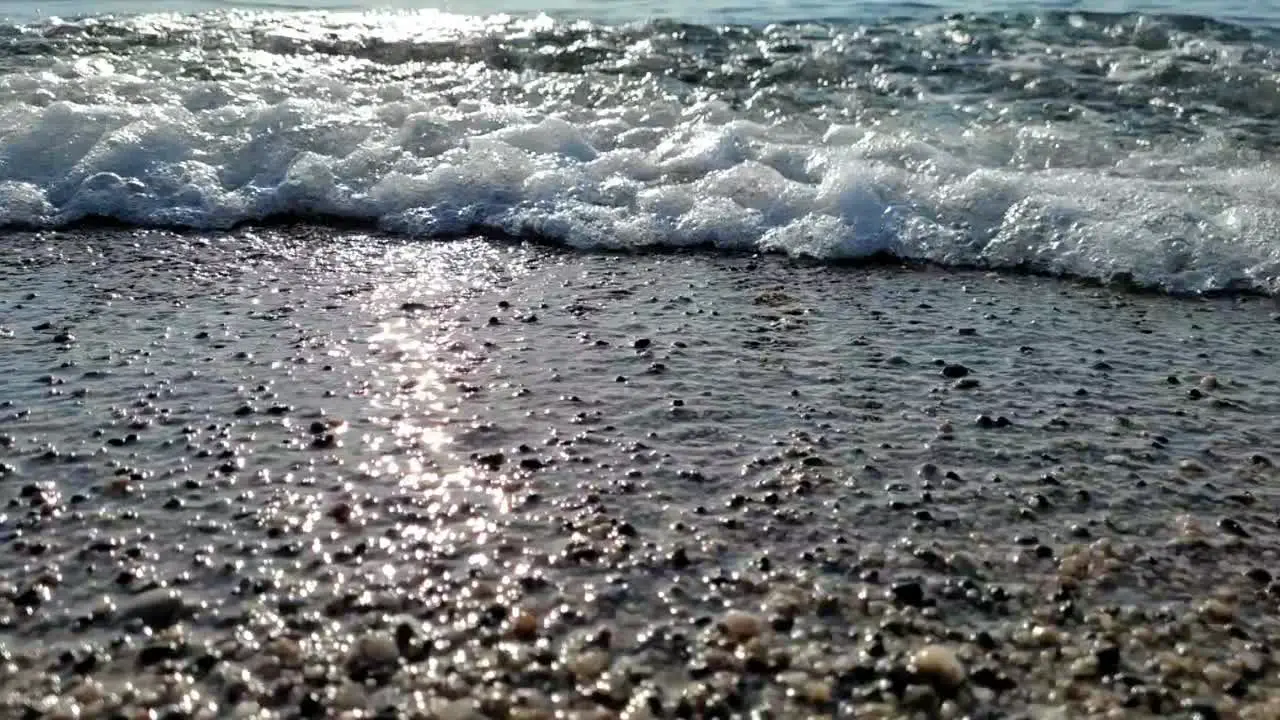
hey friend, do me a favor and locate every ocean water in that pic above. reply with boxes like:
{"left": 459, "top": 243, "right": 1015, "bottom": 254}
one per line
{"left": 3, "top": 0, "right": 1280, "bottom": 293}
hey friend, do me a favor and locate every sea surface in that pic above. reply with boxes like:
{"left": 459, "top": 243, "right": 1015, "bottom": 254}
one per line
{"left": 2, "top": 0, "right": 1280, "bottom": 293}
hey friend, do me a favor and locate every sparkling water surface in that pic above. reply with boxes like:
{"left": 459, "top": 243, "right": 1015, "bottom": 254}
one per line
{"left": 9, "top": 0, "right": 1280, "bottom": 25}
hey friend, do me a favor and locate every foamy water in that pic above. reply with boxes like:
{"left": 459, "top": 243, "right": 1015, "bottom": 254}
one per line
{"left": 2, "top": 7, "right": 1280, "bottom": 293}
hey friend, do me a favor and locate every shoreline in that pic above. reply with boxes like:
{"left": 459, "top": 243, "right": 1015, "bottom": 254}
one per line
{"left": 5, "top": 221, "right": 1278, "bottom": 300}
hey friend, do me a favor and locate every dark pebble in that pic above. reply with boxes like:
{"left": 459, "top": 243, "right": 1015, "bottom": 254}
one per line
{"left": 300, "top": 692, "right": 326, "bottom": 718}
{"left": 119, "top": 588, "right": 190, "bottom": 630}
{"left": 670, "top": 547, "right": 691, "bottom": 569}
{"left": 970, "top": 666, "right": 1017, "bottom": 692}
{"left": 890, "top": 581, "right": 927, "bottom": 608}
{"left": 1094, "top": 645, "right": 1122, "bottom": 676}
{"left": 1246, "top": 568, "right": 1272, "bottom": 584}
{"left": 137, "top": 642, "right": 183, "bottom": 667}
{"left": 476, "top": 452, "right": 505, "bottom": 469}
{"left": 1219, "top": 518, "right": 1250, "bottom": 538}
{"left": 941, "top": 364, "right": 970, "bottom": 379}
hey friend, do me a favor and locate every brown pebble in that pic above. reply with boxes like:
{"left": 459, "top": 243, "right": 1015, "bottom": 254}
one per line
{"left": 1199, "top": 599, "right": 1236, "bottom": 623}
{"left": 720, "top": 610, "right": 764, "bottom": 642}
{"left": 510, "top": 609, "right": 539, "bottom": 640}
{"left": 911, "top": 645, "right": 965, "bottom": 689}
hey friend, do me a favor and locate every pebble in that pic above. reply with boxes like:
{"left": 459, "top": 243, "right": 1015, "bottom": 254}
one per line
{"left": 720, "top": 610, "right": 764, "bottom": 641}
{"left": 891, "top": 581, "right": 927, "bottom": 607}
{"left": 118, "top": 588, "right": 190, "bottom": 630}
{"left": 1219, "top": 517, "right": 1250, "bottom": 538}
{"left": 567, "top": 649, "right": 610, "bottom": 680}
{"left": 266, "top": 637, "right": 303, "bottom": 667}
{"left": 1245, "top": 568, "right": 1272, "bottom": 584}
{"left": 510, "top": 609, "right": 540, "bottom": 640}
{"left": 1200, "top": 599, "right": 1236, "bottom": 623}
{"left": 351, "top": 632, "right": 399, "bottom": 668}
{"left": 911, "top": 644, "right": 965, "bottom": 690}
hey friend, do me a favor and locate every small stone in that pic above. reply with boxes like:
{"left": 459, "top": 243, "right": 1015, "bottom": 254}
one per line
{"left": 720, "top": 611, "right": 763, "bottom": 642}
{"left": 328, "top": 502, "right": 354, "bottom": 524}
{"left": 351, "top": 632, "right": 399, "bottom": 668}
{"left": 1219, "top": 517, "right": 1250, "bottom": 538}
{"left": 1200, "top": 375, "right": 1219, "bottom": 390}
{"left": 1029, "top": 625, "right": 1060, "bottom": 646}
{"left": 1245, "top": 568, "right": 1272, "bottom": 584}
{"left": 911, "top": 645, "right": 965, "bottom": 690}
{"left": 1094, "top": 645, "right": 1122, "bottom": 676}
{"left": 670, "top": 547, "right": 691, "bottom": 568}
{"left": 118, "top": 588, "right": 190, "bottom": 630}
{"left": 436, "top": 699, "right": 482, "bottom": 720}
{"left": 137, "top": 642, "right": 182, "bottom": 667}
{"left": 568, "top": 649, "right": 610, "bottom": 680}
{"left": 970, "top": 666, "right": 1016, "bottom": 692}
{"left": 946, "top": 552, "right": 979, "bottom": 577}
{"left": 476, "top": 452, "right": 505, "bottom": 469}
{"left": 941, "top": 364, "right": 970, "bottom": 379}
{"left": 803, "top": 679, "right": 833, "bottom": 704}
{"left": 267, "top": 637, "right": 303, "bottom": 667}
{"left": 891, "top": 581, "right": 927, "bottom": 607}
{"left": 1199, "top": 599, "right": 1236, "bottom": 623}
{"left": 510, "top": 609, "right": 539, "bottom": 640}
{"left": 299, "top": 692, "right": 325, "bottom": 718}
{"left": 1179, "top": 459, "right": 1207, "bottom": 474}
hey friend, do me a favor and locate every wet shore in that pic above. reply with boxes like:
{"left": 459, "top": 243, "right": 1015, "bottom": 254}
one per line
{"left": 2, "top": 228, "right": 1280, "bottom": 719}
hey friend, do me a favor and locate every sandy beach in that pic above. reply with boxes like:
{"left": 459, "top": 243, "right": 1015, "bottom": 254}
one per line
{"left": 1, "top": 228, "right": 1279, "bottom": 718}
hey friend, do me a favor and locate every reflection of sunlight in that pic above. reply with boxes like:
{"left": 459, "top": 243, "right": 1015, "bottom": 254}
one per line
{"left": 344, "top": 241, "right": 530, "bottom": 524}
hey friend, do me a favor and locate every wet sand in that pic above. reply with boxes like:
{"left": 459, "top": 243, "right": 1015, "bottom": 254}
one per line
{"left": 2, "top": 228, "right": 1280, "bottom": 719}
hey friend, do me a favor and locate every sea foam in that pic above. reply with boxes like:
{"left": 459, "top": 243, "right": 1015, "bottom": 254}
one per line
{"left": 1, "top": 9, "right": 1279, "bottom": 294}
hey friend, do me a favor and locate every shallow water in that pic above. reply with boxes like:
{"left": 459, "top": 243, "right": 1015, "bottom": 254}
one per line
{"left": 3, "top": 230, "right": 1280, "bottom": 716}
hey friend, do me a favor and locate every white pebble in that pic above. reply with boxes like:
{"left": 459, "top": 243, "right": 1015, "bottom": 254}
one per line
{"left": 435, "top": 698, "right": 483, "bottom": 720}
{"left": 568, "top": 649, "right": 610, "bottom": 680}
